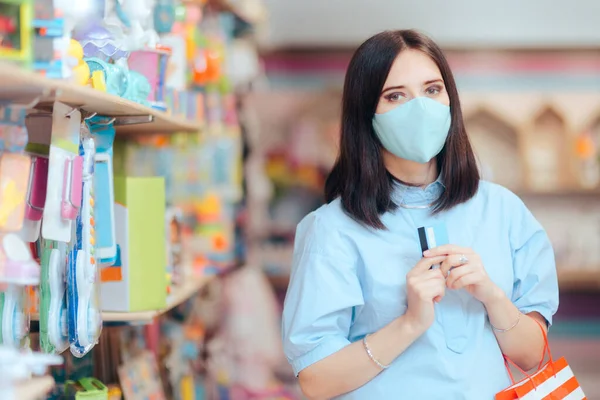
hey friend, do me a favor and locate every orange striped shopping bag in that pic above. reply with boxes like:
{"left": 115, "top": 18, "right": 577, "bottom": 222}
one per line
{"left": 496, "top": 320, "right": 586, "bottom": 400}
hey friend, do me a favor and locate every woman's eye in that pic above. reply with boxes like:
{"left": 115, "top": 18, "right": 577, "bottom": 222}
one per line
{"left": 386, "top": 92, "right": 405, "bottom": 102}
{"left": 426, "top": 86, "right": 442, "bottom": 95}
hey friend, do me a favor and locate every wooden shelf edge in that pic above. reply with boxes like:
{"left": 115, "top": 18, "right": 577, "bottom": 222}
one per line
{"left": 31, "top": 274, "right": 216, "bottom": 323}
{"left": 14, "top": 376, "right": 55, "bottom": 400}
{"left": 102, "top": 274, "right": 216, "bottom": 322}
{"left": 0, "top": 62, "right": 202, "bottom": 135}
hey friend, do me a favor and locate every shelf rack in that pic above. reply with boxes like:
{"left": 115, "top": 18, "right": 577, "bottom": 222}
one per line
{"left": 0, "top": 62, "right": 202, "bottom": 135}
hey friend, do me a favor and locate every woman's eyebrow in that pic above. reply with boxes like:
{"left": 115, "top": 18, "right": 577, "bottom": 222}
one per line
{"left": 381, "top": 79, "right": 443, "bottom": 94}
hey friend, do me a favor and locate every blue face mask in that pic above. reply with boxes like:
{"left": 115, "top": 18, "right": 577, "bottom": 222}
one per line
{"left": 372, "top": 97, "right": 451, "bottom": 163}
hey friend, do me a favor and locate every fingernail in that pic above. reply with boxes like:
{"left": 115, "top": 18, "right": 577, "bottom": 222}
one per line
{"left": 423, "top": 250, "right": 431, "bottom": 256}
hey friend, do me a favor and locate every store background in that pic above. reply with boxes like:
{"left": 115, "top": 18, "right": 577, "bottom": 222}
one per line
{"left": 247, "top": 0, "right": 600, "bottom": 398}
{"left": 0, "top": 0, "right": 598, "bottom": 398}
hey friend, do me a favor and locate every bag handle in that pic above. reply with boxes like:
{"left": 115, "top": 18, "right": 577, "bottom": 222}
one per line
{"left": 503, "top": 315, "right": 555, "bottom": 387}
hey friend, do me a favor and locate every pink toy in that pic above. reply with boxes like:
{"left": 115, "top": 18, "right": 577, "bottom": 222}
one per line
{"left": 61, "top": 156, "right": 83, "bottom": 220}
{"left": 128, "top": 46, "right": 171, "bottom": 111}
{"left": 24, "top": 156, "right": 49, "bottom": 221}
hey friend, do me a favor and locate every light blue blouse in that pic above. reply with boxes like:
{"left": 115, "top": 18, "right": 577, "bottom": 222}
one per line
{"left": 282, "top": 178, "right": 559, "bottom": 399}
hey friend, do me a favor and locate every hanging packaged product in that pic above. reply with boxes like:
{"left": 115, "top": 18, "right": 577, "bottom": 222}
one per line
{"left": 0, "top": 285, "right": 30, "bottom": 348}
{"left": 0, "top": 106, "right": 41, "bottom": 286}
{"left": 22, "top": 112, "right": 53, "bottom": 243}
{"left": 67, "top": 130, "right": 102, "bottom": 357}
{"left": 0, "top": 106, "right": 31, "bottom": 233}
{"left": 21, "top": 155, "right": 49, "bottom": 242}
{"left": 100, "top": 176, "right": 167, "bottom": 313}
{"left": 39, "top": 239, "right": 70, "bottom": 354}
{"left": 42, "top": 103, "right": 83, "bottom": 243}
{"left": 87, "top": 116, "right": 117, "bottom": 267}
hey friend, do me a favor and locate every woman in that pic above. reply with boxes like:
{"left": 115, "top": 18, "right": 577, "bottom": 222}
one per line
{"left": 282, "top": 30, "right": 559, "bottom": 399}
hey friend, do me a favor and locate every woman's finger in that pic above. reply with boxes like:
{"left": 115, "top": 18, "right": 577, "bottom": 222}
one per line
{"left": 439, "top": 254, "right": 471, "bottom": 277}
{"left": 415, "top": 279, "right": 446, "bottom": 301}
{"left": 451, "top": 272, "right": 481, "bottom": 290}
{"left": 408, "top": 255, "right": 447, "bottom": 277}
{"left": 446, "top": 264, "right": 476, "bottom": 288}
{"left": 423, "top": 244, "right": 473, "bottom": 257}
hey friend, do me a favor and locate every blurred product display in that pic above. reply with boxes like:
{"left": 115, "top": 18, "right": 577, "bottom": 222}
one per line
{"left": 0, "top": 0, "right": 272, "bottom": 398}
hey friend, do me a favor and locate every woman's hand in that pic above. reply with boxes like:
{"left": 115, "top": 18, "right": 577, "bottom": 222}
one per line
{"left": 423, "top": 245, "right": 503, "bottom": 306}
{"left": 404, "top": 255, "right": 447, "bottom": 334}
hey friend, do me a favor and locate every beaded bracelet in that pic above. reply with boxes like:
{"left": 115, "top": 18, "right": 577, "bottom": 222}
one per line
{"left": 362, "top": 334, "right": 390, "bottom": 370}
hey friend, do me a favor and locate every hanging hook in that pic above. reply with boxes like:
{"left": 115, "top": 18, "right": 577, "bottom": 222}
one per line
{"left": 83, "top": 112, "right": 98, "bottom": 121}
{"left": 65, "top": 108, "right": 79, "bottom": 118}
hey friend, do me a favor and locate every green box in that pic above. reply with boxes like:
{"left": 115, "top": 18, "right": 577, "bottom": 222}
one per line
{"left": 100, "top": 177, "right": 166, "bottom": 312}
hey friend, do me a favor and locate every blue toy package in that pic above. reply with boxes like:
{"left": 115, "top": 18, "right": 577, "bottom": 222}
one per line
{"left": 87, "top": 116, "right": 117, "bottom": 267}
{"left": 67, "top": 133, "right": 102, "bottom": 357}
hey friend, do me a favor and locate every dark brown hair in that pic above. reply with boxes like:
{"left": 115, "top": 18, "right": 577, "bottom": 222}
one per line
{"left": 325, "top": 30, "right": 479, "bottom": 229}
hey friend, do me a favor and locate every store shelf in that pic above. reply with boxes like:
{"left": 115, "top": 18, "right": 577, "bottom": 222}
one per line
{"left": 31, "top": 274, "right": 215, "bottom": 323}
{"left": 0, "top": 62, "right": 201, "bottom": 135}
{"left": 558, "top": 269, "right": 600, "bottom": 291}
{"left": 13, "top": 376, "right": 55, "bottom": 400}
{"left": 102, "top": 274, "right": 215, "bottom": 322}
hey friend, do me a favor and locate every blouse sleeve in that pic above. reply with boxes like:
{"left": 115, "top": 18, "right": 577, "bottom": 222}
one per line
{"left": 509, "top": 195, "right": 559, "bottom": 326}
{"left": 282, "top": 211, "right": 364, "bottom": 376}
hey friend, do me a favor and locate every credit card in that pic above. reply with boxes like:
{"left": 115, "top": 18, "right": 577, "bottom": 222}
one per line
{"left": 417, "top": 223, "right": 449, "bottom": 269}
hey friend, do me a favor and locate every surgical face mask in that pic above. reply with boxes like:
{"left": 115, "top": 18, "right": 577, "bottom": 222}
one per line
{"left": 372, "top": 97, "right": 451, "bottom": 163}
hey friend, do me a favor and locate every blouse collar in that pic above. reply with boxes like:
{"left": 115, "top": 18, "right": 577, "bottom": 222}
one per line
{"left": 390, "top": 172, "right": 445, "bottom": 207}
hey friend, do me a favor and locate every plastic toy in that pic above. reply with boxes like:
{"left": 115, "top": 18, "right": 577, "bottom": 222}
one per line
{"left": 122, "top": 70, "right": 151, "bottom": 106}
{"left": 109, "top": 0, "right": 159, "bottom": 51}
{"left": 0, "top": 0, "right": 32, "bottom": 64}
{"left": 67, "top": 39, "right": 91, "bottom": 86}
{"left": 85, "top": 57, "right": 127, "bottom": 96}
{"left": 67, "top": 132, "right": 101, "bottom": 357}
{"left": 127, "top": 46, "right": 171, "bottom": 110}
{"left": 39, "top": 239, "right": 69, "bottom": 354}
{"left": 75, "top": 23, "right": 129, "bottom": 61}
